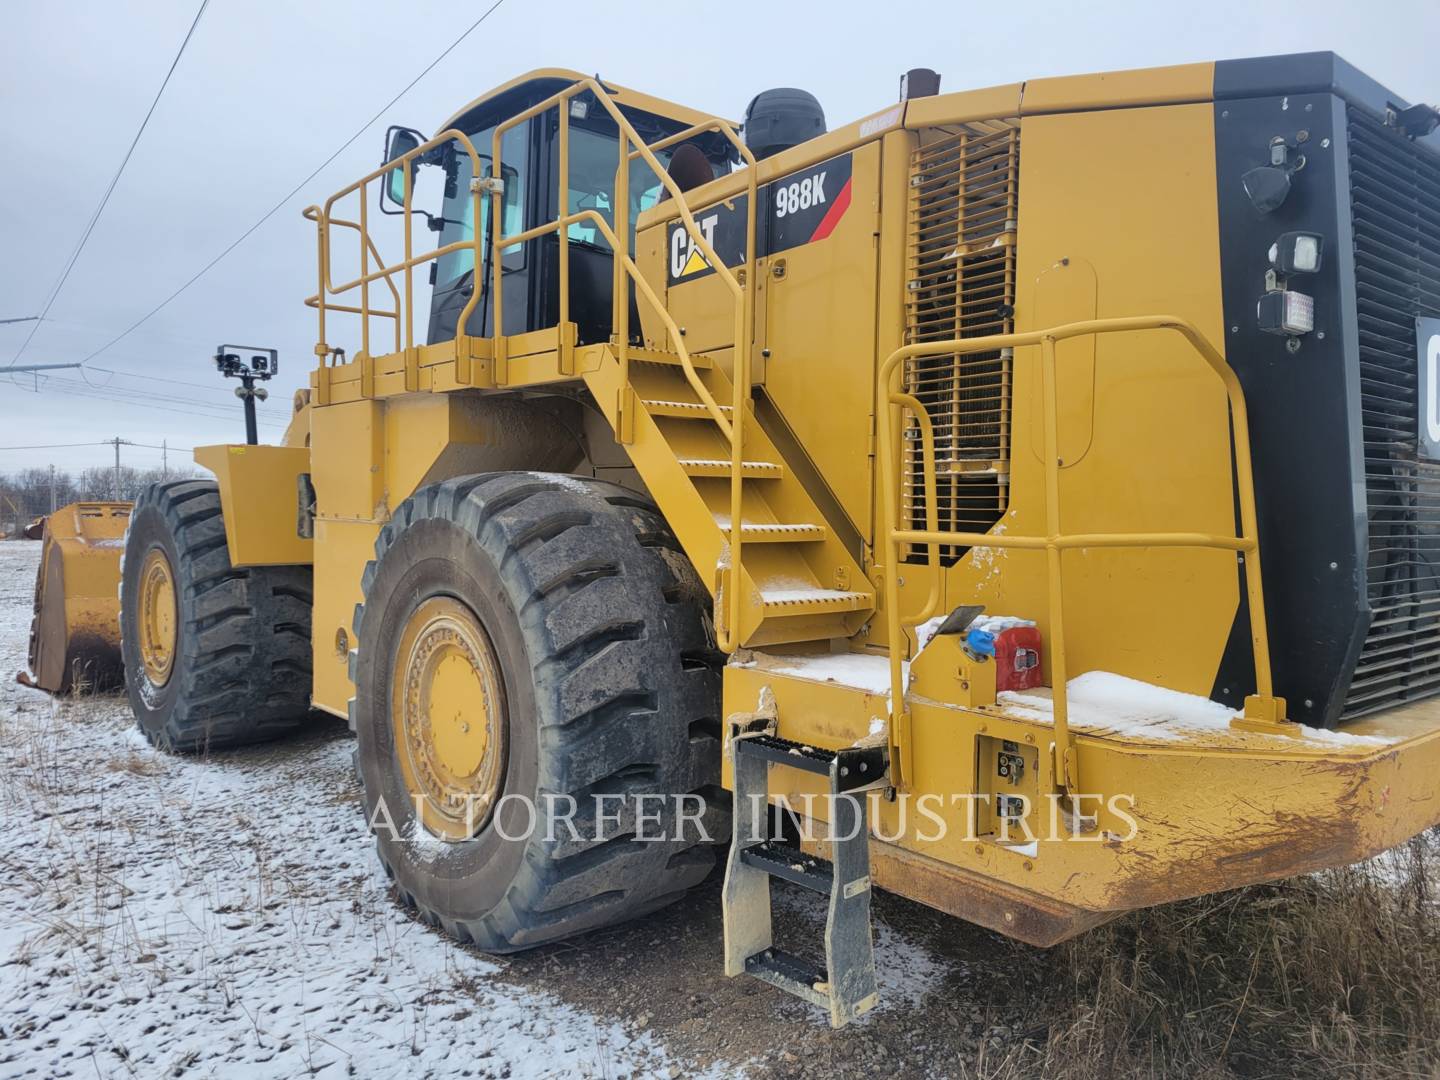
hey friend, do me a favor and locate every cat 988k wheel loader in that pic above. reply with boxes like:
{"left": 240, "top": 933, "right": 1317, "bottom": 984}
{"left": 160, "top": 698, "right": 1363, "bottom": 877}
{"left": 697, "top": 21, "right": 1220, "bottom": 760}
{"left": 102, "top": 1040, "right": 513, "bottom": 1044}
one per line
{"left": 26, "top": 52, "right": 1440, "bottom": 1026}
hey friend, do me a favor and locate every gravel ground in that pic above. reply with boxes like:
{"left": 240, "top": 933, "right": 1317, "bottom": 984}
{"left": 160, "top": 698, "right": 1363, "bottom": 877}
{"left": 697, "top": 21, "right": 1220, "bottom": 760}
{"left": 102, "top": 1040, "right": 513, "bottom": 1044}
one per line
{"left": 0, "top": 540, "right": 1024, "bottom": 1078}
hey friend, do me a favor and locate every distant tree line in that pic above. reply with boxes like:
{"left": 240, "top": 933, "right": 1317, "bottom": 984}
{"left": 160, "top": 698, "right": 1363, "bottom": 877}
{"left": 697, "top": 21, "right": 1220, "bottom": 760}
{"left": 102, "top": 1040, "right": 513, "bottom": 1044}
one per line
{"left": 0, "top": 465, "right": 200, "bottom": 536}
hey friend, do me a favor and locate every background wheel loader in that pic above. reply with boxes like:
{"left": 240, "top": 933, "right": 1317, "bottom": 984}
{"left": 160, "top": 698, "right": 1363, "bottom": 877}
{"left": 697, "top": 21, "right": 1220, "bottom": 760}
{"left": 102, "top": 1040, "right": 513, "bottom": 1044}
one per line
{"left": 22, "top": 52, "right": 1440, "bottom": 1026}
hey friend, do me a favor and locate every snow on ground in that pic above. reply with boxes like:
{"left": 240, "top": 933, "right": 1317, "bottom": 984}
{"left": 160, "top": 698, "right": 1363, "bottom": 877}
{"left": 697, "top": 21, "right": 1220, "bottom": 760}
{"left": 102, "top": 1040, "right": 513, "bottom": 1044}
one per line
{"left": 0, "top": 542, "right": 712, "bottom": 1079}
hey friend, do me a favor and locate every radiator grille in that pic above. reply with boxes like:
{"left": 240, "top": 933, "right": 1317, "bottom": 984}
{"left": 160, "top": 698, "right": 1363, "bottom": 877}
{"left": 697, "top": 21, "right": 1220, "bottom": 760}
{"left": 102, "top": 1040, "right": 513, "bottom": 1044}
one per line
{"left": 901, "top": 120, "right": 1019, "bottom": 561}
{"left": 1342, "top": 109, "right": 1440, "bottom": 719}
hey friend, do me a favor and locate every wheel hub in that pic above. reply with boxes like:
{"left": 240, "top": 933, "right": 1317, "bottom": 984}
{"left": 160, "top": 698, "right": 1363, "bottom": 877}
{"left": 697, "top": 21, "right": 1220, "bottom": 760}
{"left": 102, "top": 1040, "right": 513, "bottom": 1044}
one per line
{"left": 391, "top": 596, "right": 507, "bottom": 841}
{"left": 138, "top": 548, "right": 177, "bottom": 686}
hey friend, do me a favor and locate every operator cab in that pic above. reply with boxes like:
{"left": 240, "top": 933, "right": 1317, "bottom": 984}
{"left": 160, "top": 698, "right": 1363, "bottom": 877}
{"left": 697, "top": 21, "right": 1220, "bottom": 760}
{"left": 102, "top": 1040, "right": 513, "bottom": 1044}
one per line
{"left": 381, "top": 70, "right": 737, "bottom": 349}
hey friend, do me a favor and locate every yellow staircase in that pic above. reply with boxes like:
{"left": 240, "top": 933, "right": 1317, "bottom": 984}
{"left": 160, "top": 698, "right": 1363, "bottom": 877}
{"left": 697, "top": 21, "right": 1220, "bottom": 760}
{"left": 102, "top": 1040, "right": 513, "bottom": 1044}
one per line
{"left": 584, "top": 348, "right": 874, "bottom": 648}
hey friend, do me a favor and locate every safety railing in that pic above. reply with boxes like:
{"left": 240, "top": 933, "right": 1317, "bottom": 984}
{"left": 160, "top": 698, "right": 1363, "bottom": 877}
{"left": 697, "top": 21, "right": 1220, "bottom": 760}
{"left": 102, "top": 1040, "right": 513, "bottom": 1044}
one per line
{"left": 488, "top": 77, "right": 759, "bottom": 652}
{"left": 877, "top": 316, "right": 1278, "bottom": 790}
{"left": 301, "top": 81, "right": 759, "bottom": 646}
{"left": 303, "top": 128, "right": 487, "bottom": 388}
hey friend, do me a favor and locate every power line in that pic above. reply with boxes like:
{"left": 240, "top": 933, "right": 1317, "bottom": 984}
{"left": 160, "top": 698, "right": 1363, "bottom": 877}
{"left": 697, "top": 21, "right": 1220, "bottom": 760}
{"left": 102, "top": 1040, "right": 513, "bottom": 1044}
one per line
{"left": 0, "top": 440, "right": 191, "bottom": 453}
{"left": 0, "top": 442, "right": 112, "bottom": 451}
{"left": 77, "top": 0, "right": 508, "bottom": 371}
{"left": 89, "top": 365, "right": 239, "bottom": 393}
{"left": 7, "top": 0, "right": 211, "bottom": 370}
{"left": 15, "top": 376, "right": 286, "bottom": 428}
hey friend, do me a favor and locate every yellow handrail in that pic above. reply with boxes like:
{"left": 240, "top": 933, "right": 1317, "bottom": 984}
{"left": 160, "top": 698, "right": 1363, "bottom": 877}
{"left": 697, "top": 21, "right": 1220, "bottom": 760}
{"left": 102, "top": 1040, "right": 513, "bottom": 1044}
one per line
{"left": 303, "top": 127, "right": 487, "bottom": 369}
{"left": 489, "top": 78, "right": 758, "bottom": 652}
{"left": 302, "top": 81, "right": 759, "bottom": 651}
{"left": 877, "top": 316, "right": 1278, "bottom": 791}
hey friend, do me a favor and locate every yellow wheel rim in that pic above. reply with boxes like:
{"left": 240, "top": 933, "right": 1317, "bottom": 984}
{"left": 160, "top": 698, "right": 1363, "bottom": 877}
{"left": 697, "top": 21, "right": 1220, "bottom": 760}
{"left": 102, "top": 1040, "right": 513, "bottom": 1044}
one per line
{"left": 138, "top": 548, "right": 178, "bottom": 686}
{"left": 391, "top": 596, "right": 508, "bottom": 841}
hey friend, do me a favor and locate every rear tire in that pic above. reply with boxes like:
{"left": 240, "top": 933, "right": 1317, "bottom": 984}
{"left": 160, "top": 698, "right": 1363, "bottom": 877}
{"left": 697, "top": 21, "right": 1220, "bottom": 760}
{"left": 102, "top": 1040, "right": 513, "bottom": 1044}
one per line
{"left": 120, "top": 480, "right": 313, "bottom": 751}
{"left": 350, "top": 472, "right": 726, "bottom": 951}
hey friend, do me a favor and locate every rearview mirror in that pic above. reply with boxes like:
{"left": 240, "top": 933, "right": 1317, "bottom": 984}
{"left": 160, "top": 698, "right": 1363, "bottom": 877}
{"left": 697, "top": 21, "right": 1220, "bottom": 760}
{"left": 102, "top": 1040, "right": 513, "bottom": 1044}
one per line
{"left": 382, "top": 127, "right": 423, "bottom": 209}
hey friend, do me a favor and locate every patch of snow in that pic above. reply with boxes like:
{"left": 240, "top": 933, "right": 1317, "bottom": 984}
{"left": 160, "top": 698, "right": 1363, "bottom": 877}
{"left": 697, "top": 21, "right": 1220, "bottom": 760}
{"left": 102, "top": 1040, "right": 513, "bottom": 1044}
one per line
{"left": 0, "top": 542, "right": 722, "bottom": 1079}
{"left": 971, "top": 614, "right": 1035, "bottom": 635}
{"left": 762, "top": 652, "right": 896, "bottom": 696}
{"left": 534, "top": 471, "right": 594, "bottom": 496}
{"left": 999, "top": 670, "right": 1398, "bottom": 746}
{"left": 913, "top": 615, "right": 947, "bottom": 654}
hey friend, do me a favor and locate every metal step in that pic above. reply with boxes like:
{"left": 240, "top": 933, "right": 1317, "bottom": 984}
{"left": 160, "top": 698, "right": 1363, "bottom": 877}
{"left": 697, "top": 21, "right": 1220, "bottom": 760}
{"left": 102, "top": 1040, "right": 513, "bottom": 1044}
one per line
{"left": 680, "top": 458, "right": 783, "bottom": 479}
{"left": 625, "top": 347, "right": 712, "bottom": 369}
{"left": 731, "top": 733, "right": 887, "bottom": 790}
{"left": 719, "top": 521, "right": 827, "bottom": 543}
{"left": 760, "top": 587, "right": 872, "bottom": 618}
{"left": 643, "top": 398, "right": 734, "bottom": 420}
{"left": 723, "top": 730, "right": 889, "bottom": 1027}
{"left": 745, "top": 948, "right": 830, "bottom": 1010}
{"left": 740, "top": 839, "right": 833, "bottom": 893}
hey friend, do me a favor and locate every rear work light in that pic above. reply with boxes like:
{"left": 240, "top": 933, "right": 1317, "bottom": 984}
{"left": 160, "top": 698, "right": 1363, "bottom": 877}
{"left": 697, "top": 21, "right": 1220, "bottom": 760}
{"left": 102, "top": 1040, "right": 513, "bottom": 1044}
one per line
{"left": 1257, "top": 289, "right": 1315, "bottom": 336}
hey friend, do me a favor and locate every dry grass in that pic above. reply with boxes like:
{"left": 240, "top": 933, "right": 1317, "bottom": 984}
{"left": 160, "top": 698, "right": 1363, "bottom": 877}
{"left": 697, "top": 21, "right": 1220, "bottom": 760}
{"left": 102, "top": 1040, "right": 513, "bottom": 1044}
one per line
{"left": 982, "top": 831, "right": 1440, "bottom": 1079}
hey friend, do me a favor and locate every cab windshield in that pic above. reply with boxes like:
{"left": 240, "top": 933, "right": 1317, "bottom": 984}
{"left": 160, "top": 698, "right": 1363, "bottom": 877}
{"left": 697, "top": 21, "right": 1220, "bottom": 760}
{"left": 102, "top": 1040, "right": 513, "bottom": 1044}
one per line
{"left": 434, "top": 110, "right": 717, "bottom": 291}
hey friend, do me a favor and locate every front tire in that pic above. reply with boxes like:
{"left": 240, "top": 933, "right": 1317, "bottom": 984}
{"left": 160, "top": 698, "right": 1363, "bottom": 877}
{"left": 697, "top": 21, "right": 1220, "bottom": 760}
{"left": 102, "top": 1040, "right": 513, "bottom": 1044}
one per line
{"left": 120, "top": 481, "right": 313, "bottom": 751}
{"left": 350, "top": 472, "right": 725, "bottom": 951}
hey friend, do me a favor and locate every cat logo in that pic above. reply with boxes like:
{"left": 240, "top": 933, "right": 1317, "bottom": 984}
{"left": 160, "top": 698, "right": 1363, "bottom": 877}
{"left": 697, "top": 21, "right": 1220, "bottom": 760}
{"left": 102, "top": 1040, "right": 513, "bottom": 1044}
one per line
{"left": 669, "top": 213, "right": 719, "bottom": 280}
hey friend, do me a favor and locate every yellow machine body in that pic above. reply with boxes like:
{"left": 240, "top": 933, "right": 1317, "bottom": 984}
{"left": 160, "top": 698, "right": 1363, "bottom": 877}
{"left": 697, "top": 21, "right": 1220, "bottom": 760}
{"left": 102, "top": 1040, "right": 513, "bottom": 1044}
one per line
{"left": 23, "top": 502, "right": 131, "bottom": 693}
{"left": 170, "top": 61, "right": 1440, "bottom": 940}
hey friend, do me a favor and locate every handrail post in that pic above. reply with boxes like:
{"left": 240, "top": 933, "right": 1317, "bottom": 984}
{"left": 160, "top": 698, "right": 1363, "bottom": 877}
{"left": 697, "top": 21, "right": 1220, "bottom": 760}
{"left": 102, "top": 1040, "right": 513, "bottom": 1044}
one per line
{"left": 359, "top": 182, "right": 371, "bottom": 361}
{"left": 490, "top": 126, "right": 506, "bottom": 384}
{"left": 402, "top": 163, "right": 417, "bottom": 392}
{"left": 877, "top": 357, "right": 912, "bottom": 784}
{"left": 614, "top": 124, "right": 633, "bottom": 442}
{"left": 558, "top": 99, "right": 573, "bottom": 377}
{"left": 1038, "top": 335, "right": 1076, "bottom": 794}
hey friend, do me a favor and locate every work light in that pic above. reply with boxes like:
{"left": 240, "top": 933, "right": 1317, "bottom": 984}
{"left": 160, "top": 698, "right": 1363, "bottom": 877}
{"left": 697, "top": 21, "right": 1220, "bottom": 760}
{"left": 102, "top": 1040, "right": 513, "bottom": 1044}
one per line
{"left": 1256, "top": 289, "right": 1315, "bottom": 336}
{"left": 1268, "top": 231, "right": 1324, "bottom": 275}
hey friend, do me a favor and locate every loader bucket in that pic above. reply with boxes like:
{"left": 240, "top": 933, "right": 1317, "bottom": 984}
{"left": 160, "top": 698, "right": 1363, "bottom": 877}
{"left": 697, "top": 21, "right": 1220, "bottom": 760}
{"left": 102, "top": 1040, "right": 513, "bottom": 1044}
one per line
{"left": 20, "top": 502, "right": 132, "bottom": 694}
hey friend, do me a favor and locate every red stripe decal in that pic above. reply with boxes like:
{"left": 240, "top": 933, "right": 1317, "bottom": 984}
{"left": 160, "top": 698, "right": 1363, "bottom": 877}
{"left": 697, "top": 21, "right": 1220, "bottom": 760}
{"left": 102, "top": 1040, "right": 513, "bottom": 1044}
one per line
{"left": 809, "top": 177, "right": 853, "bottom": 242}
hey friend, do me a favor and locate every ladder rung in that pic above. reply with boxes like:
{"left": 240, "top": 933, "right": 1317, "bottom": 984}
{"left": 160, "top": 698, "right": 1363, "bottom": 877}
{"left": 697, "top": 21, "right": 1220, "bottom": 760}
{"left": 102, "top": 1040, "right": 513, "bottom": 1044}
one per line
{"left": 624, "top": 347, "right": 712, "bottom": 369}
{"left": 680, "top": 459, "right": 782, "bottom": 479}
{"left": 739, "top": 840, "right": 832, "bottom": 893}
{"left": 732, "top": 733, "right": 888, "bottom": 791}
{"left": 643, "top": 398, "right": 734, "bottom": 419}
{"left": 733, "top": 733, "right": 837, "bottom": 775}
{"left": 719, "top": 521, "right": 826, "bottom": 543}
{"left": 744, "top": 949, "right": 830, "bottom": 1010}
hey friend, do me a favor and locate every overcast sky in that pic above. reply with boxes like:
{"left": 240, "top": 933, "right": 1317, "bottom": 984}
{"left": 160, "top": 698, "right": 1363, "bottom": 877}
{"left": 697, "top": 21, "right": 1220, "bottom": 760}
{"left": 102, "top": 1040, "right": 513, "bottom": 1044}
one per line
{"left": 2, "top": 0, "right": 1436, "bottom": 472}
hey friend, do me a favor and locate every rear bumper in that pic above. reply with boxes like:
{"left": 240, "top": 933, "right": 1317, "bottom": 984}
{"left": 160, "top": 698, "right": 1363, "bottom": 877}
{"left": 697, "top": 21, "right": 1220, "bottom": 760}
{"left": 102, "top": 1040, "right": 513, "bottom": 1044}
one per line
{"left": 724, "top": 653, "right": 1440, "bottom": 945}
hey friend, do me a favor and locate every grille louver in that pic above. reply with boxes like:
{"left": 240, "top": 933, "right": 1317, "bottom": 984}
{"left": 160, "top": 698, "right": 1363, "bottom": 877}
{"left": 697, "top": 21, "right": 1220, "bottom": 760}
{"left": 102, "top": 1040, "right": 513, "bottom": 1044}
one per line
{"left": 1342, "top": 109, "right": 1440, "bottom": 719}
{"left": 902, "top": 121, "right": 1019, "bottom": 562}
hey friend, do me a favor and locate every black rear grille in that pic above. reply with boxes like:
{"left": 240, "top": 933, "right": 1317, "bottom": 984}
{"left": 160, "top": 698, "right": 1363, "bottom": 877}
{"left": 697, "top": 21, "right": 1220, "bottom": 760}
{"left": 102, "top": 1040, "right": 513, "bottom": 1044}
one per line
{"left": 1342, "top": 109, "right": 1440, "bottom": 719}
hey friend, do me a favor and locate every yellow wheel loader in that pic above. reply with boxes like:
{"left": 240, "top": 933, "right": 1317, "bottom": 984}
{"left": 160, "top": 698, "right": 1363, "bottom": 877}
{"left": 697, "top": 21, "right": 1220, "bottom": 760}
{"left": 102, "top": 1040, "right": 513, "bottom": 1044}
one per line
{"left": 30, "top": 52, "right": 1440, "bottom": 1026}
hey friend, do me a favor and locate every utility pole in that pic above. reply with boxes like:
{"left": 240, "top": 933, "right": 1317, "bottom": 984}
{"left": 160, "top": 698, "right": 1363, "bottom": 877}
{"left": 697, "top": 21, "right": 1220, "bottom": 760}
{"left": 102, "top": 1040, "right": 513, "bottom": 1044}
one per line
{"left": 49, "top": 464, "right": 56, "bottom": 514}
{"left": 162, "top": 439, "right": 168, "bottom": 480}
{"left": 111, "top": 437, "right": 130, "bottom": 499}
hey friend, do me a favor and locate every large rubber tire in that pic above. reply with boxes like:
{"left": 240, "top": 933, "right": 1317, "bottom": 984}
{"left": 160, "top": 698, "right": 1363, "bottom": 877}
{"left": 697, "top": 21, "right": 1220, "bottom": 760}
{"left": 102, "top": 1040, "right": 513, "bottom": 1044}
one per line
{"left": 351, "top": 472, "right": 726, "bottom": 951}
{"left": 120, "top": 480, "right": 313, "bottom": 752}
